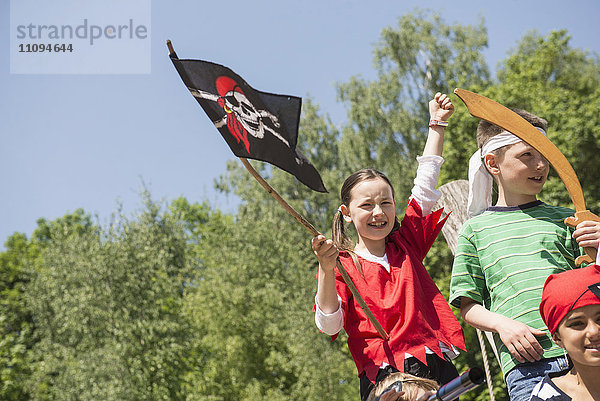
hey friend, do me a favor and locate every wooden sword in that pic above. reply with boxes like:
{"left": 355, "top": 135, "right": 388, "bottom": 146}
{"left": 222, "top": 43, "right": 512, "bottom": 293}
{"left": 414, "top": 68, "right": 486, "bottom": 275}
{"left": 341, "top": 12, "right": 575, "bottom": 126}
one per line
{"left": 454, "top": 88, "right": 599, "bottom": 266}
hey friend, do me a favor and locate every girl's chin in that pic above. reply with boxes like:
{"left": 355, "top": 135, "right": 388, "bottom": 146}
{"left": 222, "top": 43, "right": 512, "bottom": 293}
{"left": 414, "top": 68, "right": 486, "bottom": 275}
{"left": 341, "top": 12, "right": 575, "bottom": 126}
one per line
{"left": 361, "top": 232, "right": 392, "bottom": 242}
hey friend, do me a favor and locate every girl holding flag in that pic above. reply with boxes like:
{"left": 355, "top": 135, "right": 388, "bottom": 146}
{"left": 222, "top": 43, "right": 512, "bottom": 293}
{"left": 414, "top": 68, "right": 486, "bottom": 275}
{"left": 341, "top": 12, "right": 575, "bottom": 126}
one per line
{"left": 312, "top": 93, "right": 465, "bottom": 400}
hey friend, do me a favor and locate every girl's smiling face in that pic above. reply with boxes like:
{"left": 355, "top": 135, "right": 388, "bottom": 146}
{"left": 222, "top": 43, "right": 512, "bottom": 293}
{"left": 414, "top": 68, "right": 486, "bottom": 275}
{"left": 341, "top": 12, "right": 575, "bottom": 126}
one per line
{"left": 553, "top": 304, "right": 600, "bottom": 368}
{"left": 341, "top": 177, "right": 396, "bottom": 255}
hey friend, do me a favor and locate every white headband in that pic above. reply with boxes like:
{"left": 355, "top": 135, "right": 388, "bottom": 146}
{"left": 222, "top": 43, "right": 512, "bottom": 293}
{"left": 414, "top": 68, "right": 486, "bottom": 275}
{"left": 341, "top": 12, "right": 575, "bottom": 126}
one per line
{"left": 467, "top": 128, "right": 547, "bottom": 218}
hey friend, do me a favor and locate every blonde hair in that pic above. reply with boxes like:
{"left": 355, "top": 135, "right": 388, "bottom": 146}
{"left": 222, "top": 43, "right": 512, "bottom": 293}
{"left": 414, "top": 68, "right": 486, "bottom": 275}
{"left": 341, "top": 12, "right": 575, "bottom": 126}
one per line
{"left": 366, "top": 372, "right": 438, "bottom": 401}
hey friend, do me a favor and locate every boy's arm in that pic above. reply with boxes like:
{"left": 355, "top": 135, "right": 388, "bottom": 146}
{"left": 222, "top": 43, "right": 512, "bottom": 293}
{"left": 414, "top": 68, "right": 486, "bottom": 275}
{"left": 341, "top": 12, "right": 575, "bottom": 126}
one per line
{"left": 460, "top": 297, "right": 546, "bottom": 363}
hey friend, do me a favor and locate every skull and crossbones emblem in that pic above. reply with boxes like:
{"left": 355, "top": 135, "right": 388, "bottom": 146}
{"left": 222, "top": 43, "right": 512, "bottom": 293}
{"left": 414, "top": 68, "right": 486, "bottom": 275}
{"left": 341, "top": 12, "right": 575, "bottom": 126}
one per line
{"left": 189, "top": 76, "right": 290, "bottom": 152}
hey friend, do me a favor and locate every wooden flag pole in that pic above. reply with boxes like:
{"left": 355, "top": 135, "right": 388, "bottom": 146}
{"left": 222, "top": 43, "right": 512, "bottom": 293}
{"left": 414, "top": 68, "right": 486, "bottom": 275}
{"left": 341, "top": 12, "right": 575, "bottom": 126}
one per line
{"left": 240, "top": 158, "right": 389, "bottom": 340}
{"left": 167, "top": 40, "right": 175, "bottom": 55}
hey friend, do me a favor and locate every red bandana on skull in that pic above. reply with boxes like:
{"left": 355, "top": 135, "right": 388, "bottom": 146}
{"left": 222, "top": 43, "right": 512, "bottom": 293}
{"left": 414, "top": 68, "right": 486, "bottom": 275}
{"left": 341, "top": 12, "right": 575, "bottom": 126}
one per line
{"left": 216, "top": 76, "right": 251, "bottom": 152}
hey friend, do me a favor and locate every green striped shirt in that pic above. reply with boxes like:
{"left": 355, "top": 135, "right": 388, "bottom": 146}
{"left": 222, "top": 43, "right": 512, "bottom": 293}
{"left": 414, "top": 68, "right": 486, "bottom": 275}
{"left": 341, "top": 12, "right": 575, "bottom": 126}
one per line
{"left": 449, "top": 201, "right": 582, "bottom": 376}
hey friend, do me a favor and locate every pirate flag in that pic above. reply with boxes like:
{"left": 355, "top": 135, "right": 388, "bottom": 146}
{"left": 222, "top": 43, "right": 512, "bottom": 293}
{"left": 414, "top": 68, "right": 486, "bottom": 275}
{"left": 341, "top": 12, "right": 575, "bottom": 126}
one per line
{"left": 169, "top": 50, "right": 327, "bottom": 193}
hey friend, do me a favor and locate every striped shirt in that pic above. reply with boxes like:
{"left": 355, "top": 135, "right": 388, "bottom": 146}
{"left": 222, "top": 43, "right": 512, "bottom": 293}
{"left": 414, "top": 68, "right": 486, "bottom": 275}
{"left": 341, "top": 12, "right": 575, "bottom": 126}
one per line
{"left": 449, "top": 201, "right": 581, "bottom": 376}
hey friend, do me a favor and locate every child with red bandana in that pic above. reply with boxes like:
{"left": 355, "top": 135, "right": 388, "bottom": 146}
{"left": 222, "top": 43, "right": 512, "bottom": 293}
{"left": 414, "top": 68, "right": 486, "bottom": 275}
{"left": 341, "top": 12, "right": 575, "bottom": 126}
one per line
{"left": 530, "top": 264, "right": 600, "bottom": 400}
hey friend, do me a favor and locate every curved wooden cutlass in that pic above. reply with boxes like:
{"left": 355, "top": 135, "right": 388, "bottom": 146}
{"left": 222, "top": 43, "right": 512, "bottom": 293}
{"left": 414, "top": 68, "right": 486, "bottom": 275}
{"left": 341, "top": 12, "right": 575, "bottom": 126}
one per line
{"left": 454, "top": 88, "right": 599, "bottom": 266}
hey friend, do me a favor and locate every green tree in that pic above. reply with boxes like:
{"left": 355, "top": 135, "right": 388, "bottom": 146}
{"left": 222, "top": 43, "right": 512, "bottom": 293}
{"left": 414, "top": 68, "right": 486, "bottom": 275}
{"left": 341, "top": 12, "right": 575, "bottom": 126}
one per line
{"left": 0, "top": 209, "right": 92, "bottom": 401}
{"left": 176, "top": 101, "right": 357, "bottom": 401}
{"left": 25, "top": 197, "right": 195, "bottom": 401}
{"left": 336, "top": 11, "right": 490, "bottom": 201}
{"left": 491, "top": 30, "right": 600, "bottom": 210}
{"left": 0, "top": 233, "right": 36, "bottom": 400}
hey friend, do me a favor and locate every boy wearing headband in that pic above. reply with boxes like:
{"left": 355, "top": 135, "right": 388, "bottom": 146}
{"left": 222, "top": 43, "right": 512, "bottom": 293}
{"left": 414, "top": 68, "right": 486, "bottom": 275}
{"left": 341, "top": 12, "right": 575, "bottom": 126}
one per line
{"left": 448, "top": 109, "right": 600, "bottom": 401}
{"left": 531, "top": 264, "right": 600, "bottom": 400}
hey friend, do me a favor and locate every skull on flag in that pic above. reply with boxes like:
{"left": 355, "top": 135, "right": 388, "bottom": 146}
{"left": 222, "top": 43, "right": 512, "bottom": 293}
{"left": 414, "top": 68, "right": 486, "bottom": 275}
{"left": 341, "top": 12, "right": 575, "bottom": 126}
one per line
{"left": 189, "top": 76, "right": 289, "bottom": 152}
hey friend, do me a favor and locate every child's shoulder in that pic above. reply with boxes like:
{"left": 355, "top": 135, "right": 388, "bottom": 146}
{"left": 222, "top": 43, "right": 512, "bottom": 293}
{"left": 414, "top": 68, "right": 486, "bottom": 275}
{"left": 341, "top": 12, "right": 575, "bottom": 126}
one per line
{"left": 473, "top": 201, "right": 574, "bottom": 220}
{"left": 524, "top": 202, "right": 577, "bottom": 223}
{"left": 460, "top": 202, "right": 575, "bottom": 234}
{"left": 538, "top": 202, "right": 576, "bottom": 217}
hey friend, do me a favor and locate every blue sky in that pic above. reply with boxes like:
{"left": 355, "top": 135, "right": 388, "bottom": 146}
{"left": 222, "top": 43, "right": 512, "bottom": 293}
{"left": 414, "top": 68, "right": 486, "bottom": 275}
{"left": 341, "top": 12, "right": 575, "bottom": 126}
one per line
{"left": 1, "top": 0, "right": 599, "bottom": 247}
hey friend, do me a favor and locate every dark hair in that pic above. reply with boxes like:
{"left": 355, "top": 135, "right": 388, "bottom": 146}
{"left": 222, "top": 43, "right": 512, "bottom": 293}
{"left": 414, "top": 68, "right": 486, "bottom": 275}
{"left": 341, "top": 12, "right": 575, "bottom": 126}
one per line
{"left": 332, "top": 169, "right": 399, "bottom": 277}
{"left": 476, "top": 108, "right": 548, "bottom": 158}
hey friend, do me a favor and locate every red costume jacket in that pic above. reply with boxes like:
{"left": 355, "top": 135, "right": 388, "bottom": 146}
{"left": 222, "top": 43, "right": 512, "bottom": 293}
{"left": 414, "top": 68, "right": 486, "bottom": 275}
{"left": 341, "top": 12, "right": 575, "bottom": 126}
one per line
{"left": 318, "top": 199, "right": 465, "bottom": 383}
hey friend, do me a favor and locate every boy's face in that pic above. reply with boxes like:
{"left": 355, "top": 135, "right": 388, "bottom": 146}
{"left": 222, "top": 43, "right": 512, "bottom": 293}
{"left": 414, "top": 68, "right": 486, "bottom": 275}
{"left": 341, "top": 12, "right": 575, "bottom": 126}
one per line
{"left": 486, "top": 140, "right": 549, "bottom": 205}
{"left": 553, "top": 304, "right": 600, "bottom": 368}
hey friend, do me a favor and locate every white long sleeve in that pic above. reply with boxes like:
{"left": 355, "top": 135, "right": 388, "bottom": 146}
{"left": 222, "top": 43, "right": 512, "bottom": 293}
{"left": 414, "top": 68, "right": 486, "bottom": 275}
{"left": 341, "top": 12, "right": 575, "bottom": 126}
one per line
{"left": 314, "top": 295, "right": 343, "bottom": 335}
{"left": 410, "top": 155, "right": 444, "bottom": 215}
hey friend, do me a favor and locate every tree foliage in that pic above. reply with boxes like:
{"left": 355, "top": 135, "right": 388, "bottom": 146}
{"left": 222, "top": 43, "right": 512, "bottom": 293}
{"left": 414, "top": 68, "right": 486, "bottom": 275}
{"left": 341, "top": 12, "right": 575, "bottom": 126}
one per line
{"left": 336, "top": 11, "right": 490, "bottom": 202}
{"left": 491, "top": 30, "right": 600, "bottom": 210}
{"left": 21, "top": 199, "right": 194, "bottom": 401}
{"left": 0, "top": 233, "right": 36, "bottom": 400}
{"left": 175, "top": 105, "right": 357, "bottom": 401}
{"left": 1, "top": 10, "right": 599, "bottom": 401}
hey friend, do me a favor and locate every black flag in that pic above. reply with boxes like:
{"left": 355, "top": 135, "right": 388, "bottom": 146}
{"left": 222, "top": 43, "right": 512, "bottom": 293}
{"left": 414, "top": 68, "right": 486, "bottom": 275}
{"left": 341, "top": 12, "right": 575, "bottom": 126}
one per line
{"left": 170, "top": 51, "right": 327, "bottom": 193}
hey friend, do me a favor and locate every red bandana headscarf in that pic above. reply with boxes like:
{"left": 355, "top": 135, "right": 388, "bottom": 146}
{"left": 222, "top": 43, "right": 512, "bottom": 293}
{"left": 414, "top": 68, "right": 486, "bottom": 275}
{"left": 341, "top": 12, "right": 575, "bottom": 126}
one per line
{"left": 539, "top": 264, "right": 600, "bottom": 334}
